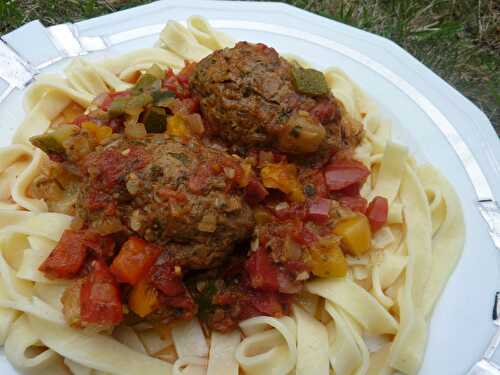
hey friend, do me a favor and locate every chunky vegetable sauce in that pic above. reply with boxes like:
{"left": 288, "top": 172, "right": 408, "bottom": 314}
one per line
{"left": 30, "top": 42, "right": 388, "bottom": 334}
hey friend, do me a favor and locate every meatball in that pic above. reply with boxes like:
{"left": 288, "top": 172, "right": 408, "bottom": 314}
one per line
{"left": 190, "top": 42, "right": 362, "bottom": 158}
{"left": 76, "top": 134, "right": 255, "bottom": 269}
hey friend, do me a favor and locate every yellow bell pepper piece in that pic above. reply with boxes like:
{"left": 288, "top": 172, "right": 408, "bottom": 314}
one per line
{"left": 307, "top": 240, "right": 348, "bottom": 278}
{"left": 260, "top": 163, "right": 304, "bottom": 202}
{"left": 167, "top": 114, "right": 191, "bottom": 138}
{"left": 81, "top": 122, "right": 112, "bottom": 143}
{"left": 333, "top": 214, "right": 372, "bottom": 256}
{"left": 95, "top": 126, "right": 113, "bottom": 143}
{"left": 128, "top": 278, "right": 159, "bottom": 318}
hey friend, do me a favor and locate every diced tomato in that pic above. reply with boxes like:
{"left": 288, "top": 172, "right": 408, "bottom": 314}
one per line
{"left": 80, "top": 260, "right": 123, "bottom": 326}
{"left": 310, "top": 99, "right": 335, "bottom": 124}
{"left": 251, "top": 291, "right": 284, "bottom": 316}
{"left": 149, "top": 263, "right": 185, "bottom": 297}
{"left": 39, "top": 230, "right": 88, "bottom": 279}
{"left": 84, "top": 186, "right": 116, "bottom": 214}
{"left": 110, "top": 237, "right": 161, "bottom": 285}
{"left": 309, "top": 171, "right": 328, "bottom": 198}
{"left": 165, "top": 67, "right": 175, "bottom": 79}
{"left": 339, "top": 196, "right": 368, "bottom": 214}
{"left": 306, "top": 197, "right": 331, "bottom": 224}
{"left": 158, "top": 188, "right": 188, "bottom": 203}
{"left": 245, "top": 248, "right": 279, "bottom": 292}
{"left": 162, "top": 66, "right": 193, "bottom": 99}
{"left": 366, "top": 196, "right": 388, "bottom": 232}
{"left": 292, "top": 225, "right": 318, "bottom": 246}
{"left": 83, "top": 146, "right": 150, "bottom": 190}
{"left": 244, "top": 178, "right": 269, "bottom": 205}
{"left": 100, "top": 95, "right": 114, "bottom": 112}
{"left": 73, "top": 114, "right": 91, "bottom": 126}
{"left": 324, "top": 159, "right": 370, "bottom": 191}
{"left": 274, "top": 205, "right": 305, "bottom": 221}
{"left": 188, "top": 163, "right": 214, "bottom": 194}
{"left": 163, "top": 293, "right": 196, "bottom": 314}
{"left": 177, "top": 61, "right": 197, "bottom": 83}
{"left": 39, "top": 230, "right": 114, "bottom": 279}
{"left": 181, "top": 98, "right": 199, "bottom": 114}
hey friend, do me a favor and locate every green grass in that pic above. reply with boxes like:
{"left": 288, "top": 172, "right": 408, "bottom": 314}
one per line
{"left": 1, "top": 0, "right": 498, "bottom": 134}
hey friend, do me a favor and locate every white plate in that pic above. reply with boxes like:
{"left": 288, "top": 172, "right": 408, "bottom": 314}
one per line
{"left": 1, "top": 1, "right": 499, "bottom": 374}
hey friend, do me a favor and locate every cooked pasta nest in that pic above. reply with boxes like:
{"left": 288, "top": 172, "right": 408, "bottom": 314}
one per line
{"left": 0, "top": 16, "right": 464, "bottom": 375}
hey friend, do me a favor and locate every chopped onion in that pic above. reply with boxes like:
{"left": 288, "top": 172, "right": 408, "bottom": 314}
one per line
{"left": 129, "top": 210, "right": 142, "bottom": 231}
{"left": 284, "top": 237, "right": 302, "bottom": 261}
{"left": 296, "top": 271, "right": 310, "bottom": 281}
{"left": 223, "top": 167, "right": 235, "bottom": 179}
{"left": 251, "top": 237, "right": 260, "bottom": 251}
{"left": 277, "top": 272, "right": 302, "bottom": 294}
{"left": 275, "top": 202, "right": 289, "bottom": 211}
{"left": 126, "top": 174, "right": 141, "bottom": 195}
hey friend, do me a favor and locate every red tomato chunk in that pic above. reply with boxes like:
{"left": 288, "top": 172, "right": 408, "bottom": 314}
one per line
{"left": 110, "top": 237, "right": 161, "bottom": 285}
{"left": 249, "top": 290, "right": 286, "bottom": 316}
{"left": 324, "top": 159, "right": 370, "bottom": 191}
{"left": 246, "top": 247, "right": 279, "bottom": 292}
{"left": 83, "top": 146, "right": 150, "bottom": 190}
{"left": 39, "top": 230, "right": 115, "bottom": 279}
{"left": 80, "top": 260, "right": 123, "bottom": 326}
{"left": 39, "top": 230, "right": 87, "bottom": 279}
{"left": 244, "top": 178, "right": 269, "bottom": 204}
{"left": 150, "top": 263, "right": 186, "bottom": 297}
{"left": 366, "top": 196, "right": 389, "bottom": 232}
{"left": 339, "top": 196, "right": 368, "bottom": 214}
{"left": 306, "top": 197, "right": 331, "bottom": 224}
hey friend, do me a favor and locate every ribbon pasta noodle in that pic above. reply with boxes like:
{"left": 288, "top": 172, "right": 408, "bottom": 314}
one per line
{"left": 0, "top": 15, "right": 464, "bottom": 375}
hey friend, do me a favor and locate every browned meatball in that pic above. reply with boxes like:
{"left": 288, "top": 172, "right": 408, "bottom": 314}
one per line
{"left": 76, "top": 134, "right": 255, "bottom": 269}
{"left": 190, "top": 42, "right": 362, "bottom": 158}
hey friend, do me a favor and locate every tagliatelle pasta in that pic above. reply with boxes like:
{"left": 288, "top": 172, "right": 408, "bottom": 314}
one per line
{"left": 0, "top": 15, "right": 465, "bottom": 375}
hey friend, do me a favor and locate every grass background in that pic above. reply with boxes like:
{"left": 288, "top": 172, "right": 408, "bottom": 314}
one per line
{"left": 1, "top": 0, "right": 498, "bottom": 134}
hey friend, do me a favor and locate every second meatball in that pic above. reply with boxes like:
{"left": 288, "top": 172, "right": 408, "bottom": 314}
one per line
{"left": 190, "top": 42, "right": 362, "bottom": 157}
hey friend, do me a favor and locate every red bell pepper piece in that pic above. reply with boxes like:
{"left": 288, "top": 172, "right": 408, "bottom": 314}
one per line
{"left": 110, "top": 237, "right": 161, "bottom": 285}
{"left": 310, "top": 99, "right": 335, "bottom": 124}
{"left": 324, "top": 159, "right": 370, "bottom": 191}
{"left": 80, "top": 260, "right": 123, "bottom": 326}
{"left": 366, "top": 196, "right": 389, "bottom": 232}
